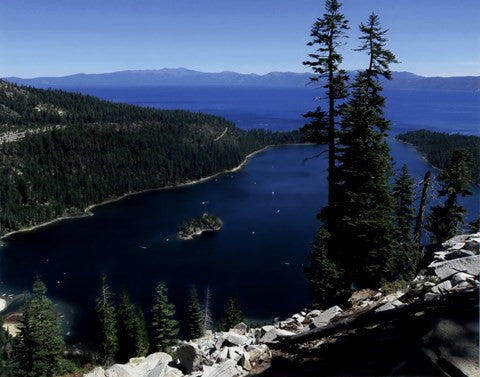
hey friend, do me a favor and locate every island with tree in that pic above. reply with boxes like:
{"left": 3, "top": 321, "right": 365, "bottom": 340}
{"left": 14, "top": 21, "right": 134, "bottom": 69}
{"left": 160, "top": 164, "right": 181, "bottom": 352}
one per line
{"left": 178, "top": 213, "right": 223, "bottom": 240}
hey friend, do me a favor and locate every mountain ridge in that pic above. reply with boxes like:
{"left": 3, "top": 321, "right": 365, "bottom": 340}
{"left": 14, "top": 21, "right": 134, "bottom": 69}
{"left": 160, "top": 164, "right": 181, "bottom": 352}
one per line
{"left": 5, "top": 68, "right": 479, "bottom": 91}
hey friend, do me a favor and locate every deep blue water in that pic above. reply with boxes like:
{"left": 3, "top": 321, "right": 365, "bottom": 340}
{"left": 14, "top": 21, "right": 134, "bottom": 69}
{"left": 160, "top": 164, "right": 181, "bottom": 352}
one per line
{"left": 66, "top": 86, "right": 480, "bottom": 135}
{"left": 0, "top": 86, "right": 478, "bottom": 346}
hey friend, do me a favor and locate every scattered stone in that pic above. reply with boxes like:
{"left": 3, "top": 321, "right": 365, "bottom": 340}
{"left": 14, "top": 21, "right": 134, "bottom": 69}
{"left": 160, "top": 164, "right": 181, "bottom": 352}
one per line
{"left": 375, "top": 299, "right": 405, "bottom": 313}
{"left": 231, "top": 322, "right": 248, "bottom": 335}
{"left": 305, "top": 309, "right": 321, "bottom": 319}
{"left": 177, "top": 343, "right": 205, "bottom": 374}
{"left": 259, "top": 329, "right": 277, "bottom": 343}
{"left": 430, "top": 256, "right": 480, "bottom": 280}
{"left": 292, "top": 313, "right": 305, "bottom": 323}
{"left": 274, "top": 329, "right": 295, "bottom": 337}
{"left": 225, "top": 332, "right": 248, "bottom": 346}
{"left": 239, "top": 353, "right": 252, "bottom": 371}
{"left": 445, "top": 249, "right": 475, "bottom": 260}
{"left": 310, "top": 305, "right": 342, "bottom": 329}
{"left": 451, "top": 272, "right": 475, "bottom": 286}
{"left": 463, "top": 237, "right": 480, "bottom": 253}
{"left": 431, "top": 280, "right": 452, "bottom": 294}
{"left": 215, "top": 335, "right": 226, "bottom": 350}
{"left": 441, "top": 234, "right": 469, "bottom": 248}
{"left": 202, "top": 360, "right": 244, "bottom": 377}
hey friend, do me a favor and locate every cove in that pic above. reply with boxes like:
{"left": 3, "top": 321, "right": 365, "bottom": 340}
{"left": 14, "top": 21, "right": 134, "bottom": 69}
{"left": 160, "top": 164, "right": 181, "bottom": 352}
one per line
{"left": 0, "top": 141, "right": 478, "bottom": 346}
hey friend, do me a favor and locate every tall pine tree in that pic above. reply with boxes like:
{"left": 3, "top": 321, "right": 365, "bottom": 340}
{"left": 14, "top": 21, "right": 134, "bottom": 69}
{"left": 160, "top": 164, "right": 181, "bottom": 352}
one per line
{"left": 427, "top": 149, "right": 473, "bottom": 243}
{"left": 95, "top": 275, "right": 118, "bottom": 367}
{"left": 13, "top": 279, "right": 65, "bottom": 377}
{"left": 392, "top": 165, "right": 418, "bottom": 279}
{"left": 302, "top": 0, "right": 349, "bottom": 220}
{"left": 151, "top": 283, "right": 178, "bottom": 354}
{"left": 185, "top": 287, "right": 203, "bottom": 340}
{"left": 334, "top": 13, "right": 398, "bottom": 289}
{"left": 134, "top": 308, "right": 149, "bottom": 357}
{"left": 116, "top": 289, "right": 138, "bottom": 363}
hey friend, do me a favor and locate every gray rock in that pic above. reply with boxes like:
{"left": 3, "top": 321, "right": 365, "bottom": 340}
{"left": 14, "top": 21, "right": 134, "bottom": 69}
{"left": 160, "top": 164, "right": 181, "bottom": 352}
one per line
{"left": 215, "top": 335, "right": 225, "bottom": 350}
{"left": 464, "top": 237, "right": 480, "bottom": 253}
{"left": 274, "top": 329, "right": 295, "bottom": 337}
{"left": 85, "top": 367, "right": 106, "bottom": 377}
{"left": 260, "top": 325, "right": 275, "bottom": 334}
{"left": 146, "top": 353, "right": 175, "bottom": 377}
{"left": 310, "top": 305, "right": 342, "bottom": 329}
{"left": 239, "top": 353, "right": 252, "bottom": 371}
{"left": 216, "top": 347, "right": 229, "bottom": 362}
{"left": 375, "top": 299, "right": 405, "bottom": 312}
{"left": 177, "top": 343, "right": 205, "bottom": 374}
{"left": 430, "top": 256, "right": 480, "bottom": 280}
{"left": 445, "top": 249, "right": 475, "bottom": 260}
{"left": 423, "top": 317, "right": 479, "bottom": 377}
{"left": 305, "top": 309, "right": 321, "bottom": 319}
{"left": 451, "top": 272, "right": 475, "bottom": 286}
{"left": 105, "top": 365, "right": 131, "bottom": 377}
{"left": 230, "top": 322, "right": 248, "bottom": 335}
{"left": 227, "top": 346, "right": 244, "bottom": 362}
{"left": 259, "top": 329, "right": 277, "bottom": 343}
{"left": 225, "top": 332, "right": 248, "bottom": 346}
{"left": 431, "top": 280, "right": 452, "bottom": 294}
{"left": 246, "top": 344, "right": 268, "bottom": 361}
{"left": 291, "top": 313, "right": 305, "bottom": 323}
{"left": 202, "top": 360, "right": 243, "bottom": 377}
{"left": 442, "top": 234, "right": 469, "bottom": 248}
{"left": 425, "top": 292, "right": 440, "bottom": 301}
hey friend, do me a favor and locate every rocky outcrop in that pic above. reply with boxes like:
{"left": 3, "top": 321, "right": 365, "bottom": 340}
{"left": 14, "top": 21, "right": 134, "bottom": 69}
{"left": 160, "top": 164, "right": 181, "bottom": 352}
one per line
{"left": 178, "top": 213, "right": 223, "bottom": 240}
{"left": 84, "top": 233, "right": 479, "bottom": 376}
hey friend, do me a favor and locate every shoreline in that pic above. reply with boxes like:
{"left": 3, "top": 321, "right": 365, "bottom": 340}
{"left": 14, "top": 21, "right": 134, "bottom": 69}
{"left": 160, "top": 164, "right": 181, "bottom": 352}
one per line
{"left": 0, "top": 143, "right": 305, "bottom": 242}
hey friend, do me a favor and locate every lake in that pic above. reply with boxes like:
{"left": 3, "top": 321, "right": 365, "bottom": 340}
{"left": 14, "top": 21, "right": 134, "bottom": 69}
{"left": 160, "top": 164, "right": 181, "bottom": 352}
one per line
{"left": 0, "top": 86, "right": 478, "bottom": 346}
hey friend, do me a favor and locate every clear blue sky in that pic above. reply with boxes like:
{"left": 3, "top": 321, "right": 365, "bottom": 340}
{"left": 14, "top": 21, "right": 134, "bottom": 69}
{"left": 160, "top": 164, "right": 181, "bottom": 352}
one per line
{"left": 1, "top": 0, "right": 479, "bottom": 77}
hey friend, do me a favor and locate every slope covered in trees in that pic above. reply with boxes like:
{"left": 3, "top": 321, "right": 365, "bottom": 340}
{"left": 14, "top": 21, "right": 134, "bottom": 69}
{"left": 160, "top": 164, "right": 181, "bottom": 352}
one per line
{"left": 397, "top": 130, "right": 479, "bottom": 185}
{"left": 0, "top": 80, "right": 299, "bottom": 236}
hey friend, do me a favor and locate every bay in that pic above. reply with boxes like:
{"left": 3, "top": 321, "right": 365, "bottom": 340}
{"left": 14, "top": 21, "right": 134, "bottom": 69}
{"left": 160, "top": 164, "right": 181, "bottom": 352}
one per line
{"left": 0, "top": 86, "right": 478, "bottom": 345}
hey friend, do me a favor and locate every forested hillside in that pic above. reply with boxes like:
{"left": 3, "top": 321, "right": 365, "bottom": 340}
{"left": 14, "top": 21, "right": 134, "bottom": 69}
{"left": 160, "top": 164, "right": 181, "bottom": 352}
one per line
{"left": 397, "top": 130, "right": 479, "bottom": 185}
{"left": 0, "top": 81, "right": 299, "bottom": 236}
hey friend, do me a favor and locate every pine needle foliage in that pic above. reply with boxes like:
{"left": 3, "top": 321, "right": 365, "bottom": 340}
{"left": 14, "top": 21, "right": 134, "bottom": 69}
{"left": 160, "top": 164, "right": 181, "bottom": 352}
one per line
{"left": 150, "top": 283, "right": 178, "bottom": 354}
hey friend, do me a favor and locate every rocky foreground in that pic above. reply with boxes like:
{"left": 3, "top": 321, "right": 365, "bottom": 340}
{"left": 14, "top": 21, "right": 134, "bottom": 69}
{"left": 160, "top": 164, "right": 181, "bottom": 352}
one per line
{"left": 85, "top": 233, "right": 479, "bottom": 377}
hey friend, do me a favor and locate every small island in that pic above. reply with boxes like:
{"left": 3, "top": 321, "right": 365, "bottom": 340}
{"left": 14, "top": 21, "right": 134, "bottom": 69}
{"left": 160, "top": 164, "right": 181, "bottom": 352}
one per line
{"left": 178, "top": 213, "right": 223, "bottom": 240}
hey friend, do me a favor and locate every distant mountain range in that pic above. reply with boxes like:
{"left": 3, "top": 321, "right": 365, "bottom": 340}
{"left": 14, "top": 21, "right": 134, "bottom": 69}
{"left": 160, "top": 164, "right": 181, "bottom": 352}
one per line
{"left": 4, "top": 68, "right": 480, "bottom": 91}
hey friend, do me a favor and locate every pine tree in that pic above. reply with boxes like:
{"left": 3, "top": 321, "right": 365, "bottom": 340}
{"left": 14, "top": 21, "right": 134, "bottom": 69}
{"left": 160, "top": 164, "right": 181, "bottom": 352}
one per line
{"left": 427, "top": 149, "right": 473, "bottom": 243}
{"left": 221, "top": 298, "right": 246, "bottom": 331}
{"left": 0, "top": 316, "right": 13, "bottom": 377}
{"left": 116, "top": 289, "right": 138, "bottom": 363}
{"left": 185, "top": 287, "right": 203, "bottom": 340}
{"left": 305, "top": 227, "right": 344, "bottom": 308}
{"left": 95, "top": 275, "right": 118, "bottom": 367}
{"left": 151, "top": 283, "right": 178, "bottom": 353}
{"left": 333, "top": 13, "right": 398, "bottom": 289}
{"left": 392, "top": 165, "right": 418, "bottom": 279}
{"left": 13, "top": 279, "right": 65, "bottom": 377}
{"left": 302, "top": 0, "right": 349, "bottom": 222}
{"left": 134, "top": 309, "right": 149, "bottom": 357}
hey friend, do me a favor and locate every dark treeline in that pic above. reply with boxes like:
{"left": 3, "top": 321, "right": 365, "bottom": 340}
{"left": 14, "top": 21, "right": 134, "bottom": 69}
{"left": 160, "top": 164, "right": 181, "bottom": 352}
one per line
{"left": 0, "top": 278, "right": 246, "bottom": 376}
{"left": 397, "top": 129, "right": 480, "bottom": 185}
{"left": 0, "top": 80, "right": 300, "bottom": 236}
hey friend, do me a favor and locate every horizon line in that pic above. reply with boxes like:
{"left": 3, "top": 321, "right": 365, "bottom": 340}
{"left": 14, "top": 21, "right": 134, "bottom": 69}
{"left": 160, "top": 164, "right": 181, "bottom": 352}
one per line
{"left": 4, "top": 67, "right": 480, "bottom": 80}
